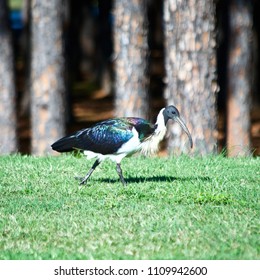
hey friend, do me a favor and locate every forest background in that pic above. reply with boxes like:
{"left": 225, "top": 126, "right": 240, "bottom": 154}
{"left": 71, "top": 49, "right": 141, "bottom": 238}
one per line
{"left": 0, "top": 0, "right": 259, "bottom": 157}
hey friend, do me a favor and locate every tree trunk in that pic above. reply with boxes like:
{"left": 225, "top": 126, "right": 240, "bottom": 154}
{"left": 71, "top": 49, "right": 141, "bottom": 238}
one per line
{"left": 0, "top": 0, "right": 18, "bottom": 154}
{"left": 20, "top": 0, "right": 32, "bottom": 117}
{"left": 30, "top": 0, "right": 65, "bottom": 155}
{"left": 164, "top": 0, "right": 218, "bottom": 155}
{"left": 227, "top": 0, "right": 252, "bottom": 157}
{"left": 113, "top": 0, "right": 149, "bottom": 118}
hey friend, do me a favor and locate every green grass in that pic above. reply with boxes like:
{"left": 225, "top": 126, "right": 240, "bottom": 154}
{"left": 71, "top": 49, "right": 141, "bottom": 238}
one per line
{"left": 0, "top": 154, "right": 259, "bottom": 260}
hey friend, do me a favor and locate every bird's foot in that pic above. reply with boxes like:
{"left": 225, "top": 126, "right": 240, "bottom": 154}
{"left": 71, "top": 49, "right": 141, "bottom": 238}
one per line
{"left": 75, "top": 176, "right": 88, "bottom": 185}
{"left": 120, "top": 177, "right": 127, "bottom": 186}
{"left": 75, "top": 176, "right": 84, "bottom": 181}
{"left": 80, "top": 178, "right": 89, "bottom": 185}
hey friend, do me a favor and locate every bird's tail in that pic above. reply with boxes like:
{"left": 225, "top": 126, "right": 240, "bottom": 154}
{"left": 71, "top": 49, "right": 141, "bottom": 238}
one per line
{"left": 51, "top": 135, "right": 77, "bottom": 152}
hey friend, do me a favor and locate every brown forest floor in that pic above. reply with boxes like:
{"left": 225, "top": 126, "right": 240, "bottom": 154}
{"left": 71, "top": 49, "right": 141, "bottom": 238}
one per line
{"left": 18, "top": 91, "right": 260, "bottom": 156}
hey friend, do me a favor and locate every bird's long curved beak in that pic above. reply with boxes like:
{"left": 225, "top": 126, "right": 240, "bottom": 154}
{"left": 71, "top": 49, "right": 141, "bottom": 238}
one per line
{"left": 175, "top": 117, "right": 193, "bottom": 148}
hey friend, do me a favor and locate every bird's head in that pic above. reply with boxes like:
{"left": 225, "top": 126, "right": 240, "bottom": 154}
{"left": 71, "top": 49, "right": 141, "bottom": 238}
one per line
{"left": 163, "top": 105, "right": 193, "bottom": 149}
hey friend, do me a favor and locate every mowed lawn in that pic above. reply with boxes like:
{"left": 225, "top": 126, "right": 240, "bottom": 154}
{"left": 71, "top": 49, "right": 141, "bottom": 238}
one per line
{"left": 0, "top": 154, "right": 259, "bottom": 260}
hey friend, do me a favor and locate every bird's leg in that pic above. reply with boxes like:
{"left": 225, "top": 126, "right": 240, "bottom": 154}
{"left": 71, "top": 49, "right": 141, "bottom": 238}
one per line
{"left": 78, "top": 159, "right": 100, "bottom": 185}
{"left": 116, "top": 163, "right": 126, "bottom": 186}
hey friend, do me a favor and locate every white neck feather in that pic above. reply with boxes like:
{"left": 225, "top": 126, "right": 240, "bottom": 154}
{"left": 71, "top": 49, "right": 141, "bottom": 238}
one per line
{"left": 140, "top": 108, "right": 167, "bottom": 156}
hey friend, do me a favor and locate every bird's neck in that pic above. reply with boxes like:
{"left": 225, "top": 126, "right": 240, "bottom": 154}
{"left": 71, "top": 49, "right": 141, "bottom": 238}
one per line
{"left": 154, "top": 108, "right": 167, "bottom": 141}
{"left": 140, "top": 108, "right": 167, "bottom": 156}
{"left": 155, "top": 108, "right": 167, "bottom": 133}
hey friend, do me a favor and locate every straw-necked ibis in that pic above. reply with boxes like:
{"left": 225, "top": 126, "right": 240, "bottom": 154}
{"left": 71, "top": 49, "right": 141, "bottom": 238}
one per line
{"left": 51, "top": 105, "right": 193, "bottom": 186}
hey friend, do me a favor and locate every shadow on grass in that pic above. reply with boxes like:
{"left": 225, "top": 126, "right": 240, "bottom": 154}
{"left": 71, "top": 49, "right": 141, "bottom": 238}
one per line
{"left": 97, "top": 175, "right": 211, "bottom": 184}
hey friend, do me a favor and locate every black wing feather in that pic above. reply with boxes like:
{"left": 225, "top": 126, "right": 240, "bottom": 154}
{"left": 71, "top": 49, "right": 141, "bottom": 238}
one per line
{"left": 51, "top": 119, "right": 134, "bottom": 155}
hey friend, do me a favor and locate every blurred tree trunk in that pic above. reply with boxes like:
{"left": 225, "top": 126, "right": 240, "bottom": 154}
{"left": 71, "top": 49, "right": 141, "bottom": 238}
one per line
{"left": 0, "top": 0, "right": 18, "bottom": 154}
{"left": 164, "top": 0, "right": 218, "bottom": 155}
{"left": 113, "top": 0, "right": 149, "bottom": 118}
{"left": 30, "top": 0, "right": 65, "bottom": 155}
{"left": 20, "top": 0, "right": 31, "bottom": 116}
{"left": 227, "top": 0, "right": 252, "bottom": 156}
{"left": 97, "top": 0, "right": 113, "bottom": 95}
